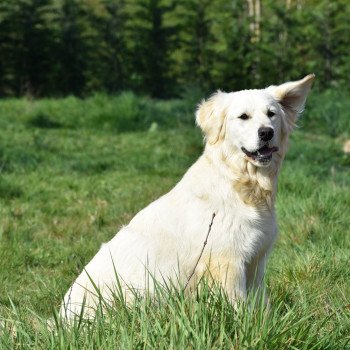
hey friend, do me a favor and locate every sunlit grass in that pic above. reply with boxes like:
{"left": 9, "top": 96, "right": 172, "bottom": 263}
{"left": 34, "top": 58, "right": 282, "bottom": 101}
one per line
{"left": 0, "top": 91, "right": 349, "bottom": 348}
{"left": 1, "top": 280, "right": 349, "bottom": 349}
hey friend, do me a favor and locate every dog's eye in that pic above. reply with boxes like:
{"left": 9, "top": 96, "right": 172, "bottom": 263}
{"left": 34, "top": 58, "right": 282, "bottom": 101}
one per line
{"left": 238, "top": 113, "right": 249, "bottom": 120}
{"left": 267, "top": 110, "right": 275, "bottom": 118}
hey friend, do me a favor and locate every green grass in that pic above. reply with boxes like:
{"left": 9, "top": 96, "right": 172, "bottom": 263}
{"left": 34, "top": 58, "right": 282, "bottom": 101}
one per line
{"left": 0, "top": 91, "right": 349, "bottom": 349}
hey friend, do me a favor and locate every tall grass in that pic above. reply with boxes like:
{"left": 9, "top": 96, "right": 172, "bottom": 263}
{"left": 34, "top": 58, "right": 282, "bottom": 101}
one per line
{"left": 0, "top": 89, "right": 348, "bottom": 136}
{"left": 0, "top": 91, "right": 198, "bottom": 134}
{"left": 1, "top": 280, "right": 349, "bottom": 349}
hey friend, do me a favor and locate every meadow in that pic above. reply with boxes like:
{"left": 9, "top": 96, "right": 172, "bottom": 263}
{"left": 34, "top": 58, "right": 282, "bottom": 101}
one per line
{"left": 0, "top": 90, "right": 349, "bottom": 349}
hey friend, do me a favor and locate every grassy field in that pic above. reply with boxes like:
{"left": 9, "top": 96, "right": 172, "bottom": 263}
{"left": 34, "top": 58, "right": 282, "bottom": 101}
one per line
{"left": 0, "top": 91, "right": 349, "bottom": 349}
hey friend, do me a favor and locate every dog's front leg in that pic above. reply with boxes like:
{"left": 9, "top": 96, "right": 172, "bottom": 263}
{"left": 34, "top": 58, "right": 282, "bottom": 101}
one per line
{"left": 211, "top": 259, "right": 247, "bottom": 306}
{"left": 246, "top": 253, "right": 269, "bottom": 304}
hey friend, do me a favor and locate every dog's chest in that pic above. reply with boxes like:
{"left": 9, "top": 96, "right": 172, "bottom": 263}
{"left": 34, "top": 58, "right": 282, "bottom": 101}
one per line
{"left": 208, "top": 198, "right": 276, "bottom": 259}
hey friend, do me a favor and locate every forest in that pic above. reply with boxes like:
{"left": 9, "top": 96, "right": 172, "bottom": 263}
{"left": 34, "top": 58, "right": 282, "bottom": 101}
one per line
{"left": 0, "top": 0, "right": 349, "bottom": 98}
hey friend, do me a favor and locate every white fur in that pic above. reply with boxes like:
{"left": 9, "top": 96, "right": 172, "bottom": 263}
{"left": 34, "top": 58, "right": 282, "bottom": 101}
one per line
{"left": 60, "top": 75, "right": 315, "bottom": 320}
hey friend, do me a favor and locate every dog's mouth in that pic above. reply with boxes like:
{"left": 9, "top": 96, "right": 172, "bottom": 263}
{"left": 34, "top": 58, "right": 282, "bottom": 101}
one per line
{"left": 241, "top": 145, "right": 279, "bottom": 163}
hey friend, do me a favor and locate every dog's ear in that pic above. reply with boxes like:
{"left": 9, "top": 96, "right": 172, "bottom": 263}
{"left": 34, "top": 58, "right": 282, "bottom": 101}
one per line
{"left": 196, "top": 91, "right": 227, "bottom": 144}
{"left": 267, "top": 74, "right": 315, "bottom": 119}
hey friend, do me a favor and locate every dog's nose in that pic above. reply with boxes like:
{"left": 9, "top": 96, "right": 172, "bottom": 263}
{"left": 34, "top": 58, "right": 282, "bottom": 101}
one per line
{"left": 258, "top": 127, "right": 274, "bottom": 141}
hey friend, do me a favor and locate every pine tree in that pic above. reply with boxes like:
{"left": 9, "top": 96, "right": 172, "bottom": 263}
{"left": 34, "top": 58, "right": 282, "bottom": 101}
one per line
{"left": 57, "top": 0, "right": 89, "bottom": 95}
{"left": 165, "top": 0, "right": 215, "bottom": 93}
{"left": 99, "top": 0, "right": 128, "bottom": 93}
{"left": 208, "top": 0, "right": 253, "bottom": 91}
{"left": 0, "top": 0, "right": 59, "bottom": 96}
{"left": 125, "top": 0, "right": 173, "bottom": 97}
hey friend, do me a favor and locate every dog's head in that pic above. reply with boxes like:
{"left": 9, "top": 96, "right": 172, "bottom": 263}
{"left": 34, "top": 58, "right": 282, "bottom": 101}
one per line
{"left": 196, "top": 75, "right": 315, "bottom": 167}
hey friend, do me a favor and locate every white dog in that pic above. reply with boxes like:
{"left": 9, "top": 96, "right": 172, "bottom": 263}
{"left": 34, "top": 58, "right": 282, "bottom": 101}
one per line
{"left": 61, "top": 75, "right": 315, "bottom": 320}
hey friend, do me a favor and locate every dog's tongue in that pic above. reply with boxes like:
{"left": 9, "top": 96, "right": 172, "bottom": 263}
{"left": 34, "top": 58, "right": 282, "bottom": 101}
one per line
{"left": 257, "top": 145, "right": 278, "bottom": 156}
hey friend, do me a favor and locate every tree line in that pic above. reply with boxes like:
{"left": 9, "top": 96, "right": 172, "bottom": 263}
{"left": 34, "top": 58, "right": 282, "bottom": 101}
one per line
{"left": 0, "top": 0, "right": 349, "bottom": 98}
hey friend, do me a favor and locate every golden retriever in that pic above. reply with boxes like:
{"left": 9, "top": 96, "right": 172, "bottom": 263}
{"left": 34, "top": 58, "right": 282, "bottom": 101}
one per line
{"left": 61, "top": 74, "right": 315, "bottom": 320}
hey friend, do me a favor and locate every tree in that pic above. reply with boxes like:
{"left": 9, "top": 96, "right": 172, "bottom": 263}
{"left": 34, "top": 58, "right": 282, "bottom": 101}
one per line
{"left": 56, "top": 0, "right": 89, "bottom": 95}
{"left": 125, "top": 0, "right": 173, "bottom": 97}
{"left": 0, "top": 0, "right": 59, "bottom": 96}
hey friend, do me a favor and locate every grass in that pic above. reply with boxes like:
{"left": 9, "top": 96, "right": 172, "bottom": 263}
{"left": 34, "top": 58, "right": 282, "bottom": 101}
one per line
{"left": 0, "top": 90, "right": 349, "bottom": 349}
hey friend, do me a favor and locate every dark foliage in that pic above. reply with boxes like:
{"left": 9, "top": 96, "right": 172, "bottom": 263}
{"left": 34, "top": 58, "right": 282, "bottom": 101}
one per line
{"left": 0, "top": 0, "right": 349, "bottom": 98}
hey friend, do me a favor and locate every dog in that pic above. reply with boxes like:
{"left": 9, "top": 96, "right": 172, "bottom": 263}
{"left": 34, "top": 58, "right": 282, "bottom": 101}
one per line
{"left": 60, "top": 75, "right": 315, "bottom": 320}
